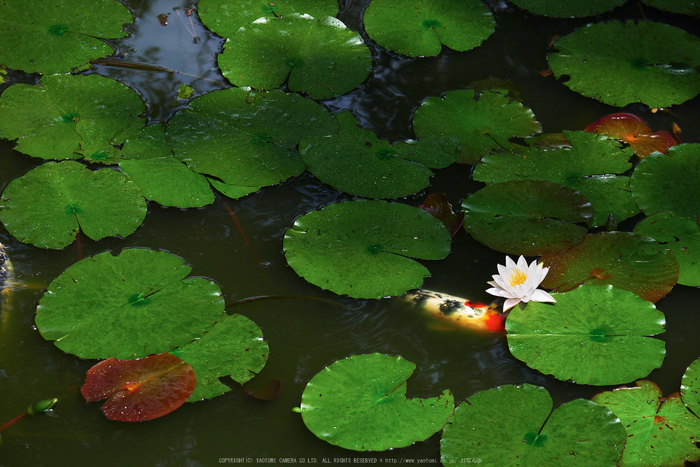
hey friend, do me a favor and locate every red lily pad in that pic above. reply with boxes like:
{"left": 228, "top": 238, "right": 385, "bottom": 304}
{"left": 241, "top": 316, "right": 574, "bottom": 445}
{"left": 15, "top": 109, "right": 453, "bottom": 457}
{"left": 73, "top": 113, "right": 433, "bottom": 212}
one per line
{"left": 419, "top": 193, "right": 464, "bottom": 237}
{"left": 584, "top": 113, "right": 676, "bottom": 158}
{"left": 81, "top": 353, "right": 196, "bottom": 422}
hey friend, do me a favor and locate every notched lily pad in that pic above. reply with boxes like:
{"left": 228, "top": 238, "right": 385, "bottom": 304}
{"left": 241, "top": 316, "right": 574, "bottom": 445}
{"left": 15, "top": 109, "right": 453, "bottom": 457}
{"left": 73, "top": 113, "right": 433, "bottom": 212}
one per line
{"left": 584, "top": 113, "right": 676, "bottom": 158}
{"left": 441, "top": 384, "right": 626, "bottom": 465}
{"left": 167, "top": 87, "right": 337, "bottom": 187}
{"left": 363, "top": 0, "right": 495, "bottom": 57}
{"left": 0, "top": 74, "right": 145, "bottom": 162}
{"left": 461, "top": 180, "right": 592, "bottom": 256}
{"left": 412, "top": 89, "right": 542, "bottom": 164}
{"left": 173, "top": 313, "right": 269, "bottom": 402}
{"left": 283, "top": 200, "right": 452, "bottom": 299}
{"left": 35, "top": 248, "right": 225, "bottom": 359}
{"left": 198, "top": 0, "right": 339, "bottom": 38}
{"left": 548, "top": 21, "right": 700, "bottom": 108}
{"left": 119, "top": 157, "right": 215, "bottom": 209}
{"left": 219, "top": 15, "right": 371, "bottom": 99}
{"left": 506, "top": 285, "right": 666, "bottom": 386}
{"left": 631, "top": 144, "right": 700, "bottom": 219}
{"left": 0, "top": 0, "right": 133, "bottom": 74}
{"left": 81, "top": 353, "right": 196, "bottom": 422}
{"left": 634, "top": 212, "right": 700, "bottom": 287}
{"left": 593, "top": 380, "right": 700, "bottom": 467}
{"left": 298, "top": 353, "right": 454, "bottom": 451}
{"left": 299, "top": 112, "right": 458, "bottom": 198}
{"left": 473, "top": 130, "right": 637, "bottom": 227}
{"left": 540, "top": 231, "right": 679, "bottom": 302}
{"left": 0, "top": 161, "right": 147, "bottom": 249}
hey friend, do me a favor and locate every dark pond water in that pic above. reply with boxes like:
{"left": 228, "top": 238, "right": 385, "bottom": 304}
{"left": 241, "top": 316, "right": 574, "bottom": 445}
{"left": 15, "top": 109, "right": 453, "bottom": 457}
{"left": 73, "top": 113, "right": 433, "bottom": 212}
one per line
{"left": 1, "top": 0, "right": 700, "bottom": 465}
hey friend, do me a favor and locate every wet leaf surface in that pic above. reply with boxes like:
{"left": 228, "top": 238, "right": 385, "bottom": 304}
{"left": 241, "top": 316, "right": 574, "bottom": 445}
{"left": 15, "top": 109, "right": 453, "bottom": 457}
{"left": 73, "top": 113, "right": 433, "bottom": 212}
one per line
{"left": 539, "top": 231, "right": 679, "bottom": 302}
{"left": 631, "top": 144, "right": 700, "bottom": 218}
{"left": 218, "top": 15, "right": 371, "bottom": 99}
{"left": 584, "top": 113, "right": 676, "bottom": 158}
{"left": 507, "top": 285, "right": 666, "bottom": 386}
{"left": 0, "top": 0, "right": 133, "bottom": 74}
{"left": 0, "top": 74, "right": 145, "bottom": 162}
{"left": 412, "top": 89, "right": 542, "bottom": 164}
{"left": 0, "top": 161, "right": 147, "bottom": 249}
{"left": 461, "top": 180, "right": 592, "bottom": 255}
{"left": 284, "top": 200, "right": 452, "bottom": 298}
{"left": 364, "top": 0, "right": 495, "bottom": 57}
{"left": 441, "top": 384, "right": 626, "bottom": 465}
{"left": 299, "top": 353, "right": 454, "bottom": 451}
{"left": 549, "top": 21, "right": 700, "bottom": 108}
{"left": 81, "top": 353, "right": 196, "bottom": 422}
{"left": 35, "top": 248, "right": 225, "bottom": 359}
{"left": 593, "top": 380, "right": 700, "bottom": 466}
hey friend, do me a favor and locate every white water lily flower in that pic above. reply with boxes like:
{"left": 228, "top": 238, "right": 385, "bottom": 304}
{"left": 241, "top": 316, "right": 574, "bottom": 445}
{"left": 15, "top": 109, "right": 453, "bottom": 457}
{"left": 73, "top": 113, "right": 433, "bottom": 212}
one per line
{"left": 486, "top": 255, "right": 556, "bottom": 312}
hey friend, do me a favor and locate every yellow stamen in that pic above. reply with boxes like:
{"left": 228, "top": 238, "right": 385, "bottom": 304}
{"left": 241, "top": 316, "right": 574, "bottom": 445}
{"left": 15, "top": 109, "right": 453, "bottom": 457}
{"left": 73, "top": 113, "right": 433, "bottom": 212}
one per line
{"left": 508, "top": 269, "right": 528, "bottom": 287}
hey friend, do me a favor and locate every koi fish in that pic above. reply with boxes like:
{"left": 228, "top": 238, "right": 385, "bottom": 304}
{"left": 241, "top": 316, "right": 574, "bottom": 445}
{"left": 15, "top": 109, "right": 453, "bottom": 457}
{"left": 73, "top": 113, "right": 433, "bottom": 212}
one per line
{"left": 403, "top": 289, "right": 505, "bottom": 333}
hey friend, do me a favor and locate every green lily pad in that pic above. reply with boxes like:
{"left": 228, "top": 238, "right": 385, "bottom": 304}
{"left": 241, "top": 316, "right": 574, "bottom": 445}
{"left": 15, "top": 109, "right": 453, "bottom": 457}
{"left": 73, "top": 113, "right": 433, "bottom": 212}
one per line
{"left": 119, "top": 158, "right": 215, "bottom": 209}
{"left": 461, "top": 180, "right": 592, "bottom": 256}
{"left": 412, "top": 89, "right": 542, "bottom": 164}
{"left": 473, "top": 131, "right": 638, "bottom": 227}
{"left": 299, "top": 112, "right": 458, "bottom": 198}
{"left": 297, "top": 353, "right": 454, "bottom": 451}
{"left": 0, "top": 74, "right": 145, "bottom": 163}
{"left": 548, "top": 21, "right": 700, "bottom": 108}
{"left": 441, "top": 384, "right": 626, "bottom": 465}
{"left": 681, "top": 358, "right": 700, "bottom": 415}
{"left": 120, "top": 123, "right": 174, "bottom": 160}
{"left": 363, "top": 0, "right": 495, "bottom": 57}
{"left": 593, "top": 380, "right": 700, "bottom": 466}
{"left": 642, "top": 0, "right": 700, "bottom": 16}
{"left": 506, "top": 285, "right": 666, "bottom": 386}
{"left": 631, "top": 144, "right": 700, "bottom": 218}
{"left": 207, "top": 179, "right": 261, "bottom": 200}
{"left": 540, "top": 231, "right": 679, "bottom": 302}
{"left": 283, "top": 200, "right": 452, "bottom": 298}
{"left": 218, "top": 15, "right": 372, "bottom": 99}
{"left": 167, "top": 87, "right": 337, "bottom": 187}
{"left": 634, "top": 212, "right": 700, "bottom": 287}
{"left": 173, "top": 313, "right": 269, "bottom": 402}
{"left": 198, "top": 0, "right": 338, "bottom": 39}
{"left": 508, "top": 0, "right": 627, "bottom": 17}
{"left": 0, "top": 161, "right": 147, "bottom": 249}
{"left": 0, "top": 0, "right": 133, "bottom": 74}
{"left": 35, "top": 248, "right": 225, "bottom": 359}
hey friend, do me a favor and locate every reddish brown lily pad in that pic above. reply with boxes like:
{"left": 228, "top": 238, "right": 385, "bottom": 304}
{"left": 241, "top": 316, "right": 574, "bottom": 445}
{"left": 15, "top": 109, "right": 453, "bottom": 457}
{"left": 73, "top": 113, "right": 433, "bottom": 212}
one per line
{"left": 419, "top": 193, "right": 464, "bottom": 237}
{"left": 244, "top": 378, "right": 283, "bottom": 402}
{"left": 81, "top": 353, "right": 196, "bottom": 422}
{"left": 584, "top": 113, "right": 676, "bottom": 158}
{"left": 539, "top": 232, "right": 679, "bottom": 303}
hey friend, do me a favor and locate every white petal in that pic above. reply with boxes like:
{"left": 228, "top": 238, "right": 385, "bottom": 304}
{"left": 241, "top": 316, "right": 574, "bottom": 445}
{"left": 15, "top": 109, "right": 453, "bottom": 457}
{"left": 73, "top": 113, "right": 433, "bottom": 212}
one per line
{"left": 493, "top": 275, "right": 509, "bottom": 290}
{"left": 486, "top": 287, "right": 514, "bottom": 299}
{"left": 503, "top": 297, "right": 522, "bottom": 311}
{"left": 530, "top": 289, "right": 556, "bottom": 303}
{"left": 516, "top": 255, "right": 529, "bottom": 270}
